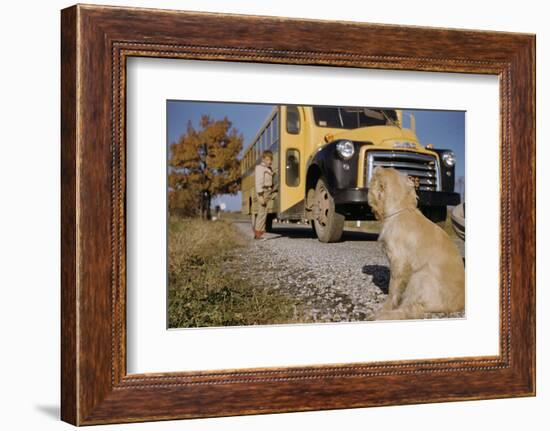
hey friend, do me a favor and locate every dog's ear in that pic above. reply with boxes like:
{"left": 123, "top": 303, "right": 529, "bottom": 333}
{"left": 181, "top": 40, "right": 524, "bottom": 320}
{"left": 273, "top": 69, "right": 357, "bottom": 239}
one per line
{"left": 375, "top": 173, "right": 385, "bottom": 200}
{"left": 405, "top": 175, "right": 415, "bottom": 190}
{"left": 404, "top": 175, "right": 419, "bottom": 207}
{"left": 367, "top": 168, "right": 386, "bottom": 220}
{"left": 372, "top": 167, "right": 385, "bottom": 193}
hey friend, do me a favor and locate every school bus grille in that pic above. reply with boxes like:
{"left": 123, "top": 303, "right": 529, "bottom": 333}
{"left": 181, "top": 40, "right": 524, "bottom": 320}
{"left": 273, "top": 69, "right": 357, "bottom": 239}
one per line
{"left": 365, "top": 151, "right": 441, "bottom": 192}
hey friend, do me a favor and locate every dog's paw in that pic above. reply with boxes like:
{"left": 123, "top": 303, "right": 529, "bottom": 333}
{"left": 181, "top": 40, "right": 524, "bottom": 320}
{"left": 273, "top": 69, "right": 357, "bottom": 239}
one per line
{"left": 378, "top": 298, "right": 395, "bottom": 313}
{"left": 374, "top": 310, "right": 393, "bottom": 321}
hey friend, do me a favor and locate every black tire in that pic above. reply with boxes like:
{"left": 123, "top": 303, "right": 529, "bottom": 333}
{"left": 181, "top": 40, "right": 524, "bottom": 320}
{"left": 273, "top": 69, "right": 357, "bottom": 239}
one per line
{"left": 312, "top": 178, "right": 344, "bottom": 243}
{"left": 266, "top": 214, "right": 275, "bottom": 233}
{"left": 249, "top": 200, "right": 256, "bottom": 234}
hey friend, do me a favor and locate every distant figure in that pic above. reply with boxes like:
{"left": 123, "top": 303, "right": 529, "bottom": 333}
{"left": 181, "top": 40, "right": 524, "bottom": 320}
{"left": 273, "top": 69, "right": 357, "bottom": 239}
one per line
{"left": 254, "top": 150, "right": 275, "bottom": 239}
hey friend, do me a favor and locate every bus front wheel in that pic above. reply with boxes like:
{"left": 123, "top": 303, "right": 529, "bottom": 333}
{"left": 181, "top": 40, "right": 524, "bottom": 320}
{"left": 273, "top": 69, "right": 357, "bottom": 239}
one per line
{"left": 312, "top": 178, "right": 344, "bottom": 243}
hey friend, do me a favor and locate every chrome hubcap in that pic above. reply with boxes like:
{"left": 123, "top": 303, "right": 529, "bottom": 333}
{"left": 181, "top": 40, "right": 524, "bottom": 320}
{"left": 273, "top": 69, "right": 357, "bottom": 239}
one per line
{"left": 316, "top": 185, "right": 330, "bottom": 227}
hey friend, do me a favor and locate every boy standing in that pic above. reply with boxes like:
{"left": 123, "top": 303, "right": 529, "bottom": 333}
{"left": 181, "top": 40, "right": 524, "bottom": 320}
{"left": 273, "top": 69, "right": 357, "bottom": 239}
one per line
{"left": 254, "top": 150, "right": 275, "bottom": 239}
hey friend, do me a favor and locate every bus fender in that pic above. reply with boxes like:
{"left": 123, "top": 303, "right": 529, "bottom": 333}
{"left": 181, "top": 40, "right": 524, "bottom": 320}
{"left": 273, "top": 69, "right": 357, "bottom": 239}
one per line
{"left": 306, "top": 140, "right": 361, "bottom": 195}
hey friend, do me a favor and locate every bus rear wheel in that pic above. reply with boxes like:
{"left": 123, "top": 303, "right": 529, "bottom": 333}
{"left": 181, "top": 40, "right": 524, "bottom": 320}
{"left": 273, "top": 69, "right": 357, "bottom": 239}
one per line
{"left": 312, "top": 178, "right": 344, "bottom": 243}
{"left": 266, "top": 214, "right": 275, "bottom": 233}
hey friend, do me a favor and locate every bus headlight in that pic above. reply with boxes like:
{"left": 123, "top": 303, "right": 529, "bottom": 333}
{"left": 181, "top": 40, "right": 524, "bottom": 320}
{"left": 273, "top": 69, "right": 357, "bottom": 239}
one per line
{"left": 336, "top": 140, "right": 355, "bottom": 160}
{"left": 442, "top": 151, "right": 456, "bottom": 167}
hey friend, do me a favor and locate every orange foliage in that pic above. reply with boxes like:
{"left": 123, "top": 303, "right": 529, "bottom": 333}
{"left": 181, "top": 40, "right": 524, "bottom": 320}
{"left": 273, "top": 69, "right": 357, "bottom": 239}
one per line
{"left": 168, "top": 115, "right": 243, "bottom": 219}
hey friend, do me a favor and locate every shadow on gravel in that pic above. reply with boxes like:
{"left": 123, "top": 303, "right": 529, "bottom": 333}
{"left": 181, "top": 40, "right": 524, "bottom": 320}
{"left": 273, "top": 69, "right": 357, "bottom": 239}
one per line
{"left": 362, "top": 265, "right": 390, "bottom": 293}
{"left": 341, "top": 230, "right": 378, "bottom": 242}
{"left": 269, "top": 226, "right": 379, "bottom": 242}
{"left": 268, "top": 227, "right": 315, "bottom": 238}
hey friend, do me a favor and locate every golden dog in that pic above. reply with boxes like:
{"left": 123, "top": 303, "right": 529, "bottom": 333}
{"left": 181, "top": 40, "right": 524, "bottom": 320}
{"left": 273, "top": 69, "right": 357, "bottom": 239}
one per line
{"left": 367, "top": 167, "right": 465, "bottom": 320}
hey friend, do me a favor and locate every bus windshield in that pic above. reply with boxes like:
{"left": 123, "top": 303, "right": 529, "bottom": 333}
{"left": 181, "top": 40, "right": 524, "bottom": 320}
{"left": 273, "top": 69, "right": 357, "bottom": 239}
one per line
{"left": 312, "top": 107, "right": 398, "bottom": 129}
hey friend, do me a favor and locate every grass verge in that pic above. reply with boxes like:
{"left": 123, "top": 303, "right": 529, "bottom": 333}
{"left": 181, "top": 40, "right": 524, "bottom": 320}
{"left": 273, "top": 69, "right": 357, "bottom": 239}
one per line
{"left": 167, "top": 217, "right": 297, "bottom": 328}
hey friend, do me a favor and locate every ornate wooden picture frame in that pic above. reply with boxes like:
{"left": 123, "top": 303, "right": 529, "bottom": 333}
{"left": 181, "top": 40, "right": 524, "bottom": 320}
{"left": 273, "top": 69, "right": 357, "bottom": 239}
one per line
{"left": 61, "top": 4, "right": 535, "bottom": 425}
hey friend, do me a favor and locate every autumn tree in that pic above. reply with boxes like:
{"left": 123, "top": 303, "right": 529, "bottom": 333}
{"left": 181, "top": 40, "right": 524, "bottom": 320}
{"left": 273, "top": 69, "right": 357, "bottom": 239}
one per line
{"left": 168, "top": 188, "right": 201, "bottom": 218}
{"left": 168, "top": 115, "right": 243, "bottom": 219}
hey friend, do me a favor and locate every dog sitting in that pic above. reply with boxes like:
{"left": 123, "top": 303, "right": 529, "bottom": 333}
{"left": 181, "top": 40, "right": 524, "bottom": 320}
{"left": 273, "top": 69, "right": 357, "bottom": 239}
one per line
{"left": 367, "top": 167, "right": 465, "bottom": 320}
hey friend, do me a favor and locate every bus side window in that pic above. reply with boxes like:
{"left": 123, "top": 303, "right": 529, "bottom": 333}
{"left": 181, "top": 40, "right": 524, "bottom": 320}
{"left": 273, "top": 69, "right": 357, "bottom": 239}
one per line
{"left": 285, "top": 149, "right": 300, "bottom": 187}
{"left": 286, "top": 106, "right": 300, "bottom": 134}
{"left": 272, "top": 113, "right": 279, "bottom": 144}
{"left": 266, "top": 123, "right": 272, "bottom": 149}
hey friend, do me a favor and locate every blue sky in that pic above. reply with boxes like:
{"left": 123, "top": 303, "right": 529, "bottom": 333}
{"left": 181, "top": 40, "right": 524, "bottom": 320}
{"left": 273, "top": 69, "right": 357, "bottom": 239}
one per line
{"left": 167, "top": 101, "right": 465, "bottom": 211}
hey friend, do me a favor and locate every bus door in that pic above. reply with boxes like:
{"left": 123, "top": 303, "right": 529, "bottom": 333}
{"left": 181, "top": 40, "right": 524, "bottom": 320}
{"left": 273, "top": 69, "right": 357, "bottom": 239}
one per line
{"left": 267, "top": 109, "right": 280, "bottom": 214}
{"left": 279, "top": 105, "right": 306, "bottom": 217}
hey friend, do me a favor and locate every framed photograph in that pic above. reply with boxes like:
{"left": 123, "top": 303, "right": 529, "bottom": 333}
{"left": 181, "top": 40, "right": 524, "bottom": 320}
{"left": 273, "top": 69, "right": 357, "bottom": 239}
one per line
{"left": 163, "top": 101, "right": 466, "bottom": 330}
{"left": 61, "top": 4, "right": 536, "bottom": 425}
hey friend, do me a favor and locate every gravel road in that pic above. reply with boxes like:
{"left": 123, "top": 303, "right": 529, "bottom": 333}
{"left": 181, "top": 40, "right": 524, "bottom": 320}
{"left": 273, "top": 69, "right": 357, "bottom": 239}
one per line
{"left": 227, "top": 221, "right": 465, "bottom": 323}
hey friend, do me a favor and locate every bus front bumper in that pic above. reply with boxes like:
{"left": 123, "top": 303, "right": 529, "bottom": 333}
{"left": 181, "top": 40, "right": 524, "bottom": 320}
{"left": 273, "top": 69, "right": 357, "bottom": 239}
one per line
{"left": 333, "top": 187, "right": 461, "bottom": 207}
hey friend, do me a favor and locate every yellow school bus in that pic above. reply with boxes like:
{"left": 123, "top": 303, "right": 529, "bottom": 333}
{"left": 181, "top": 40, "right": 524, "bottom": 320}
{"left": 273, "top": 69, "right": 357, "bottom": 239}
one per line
{"left": 240, "top": 105, "right": 460, "bottom": 242}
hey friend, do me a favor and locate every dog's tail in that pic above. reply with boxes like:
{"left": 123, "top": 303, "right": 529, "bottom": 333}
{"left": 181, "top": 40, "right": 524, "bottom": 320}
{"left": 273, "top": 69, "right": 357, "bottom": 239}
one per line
{"left": 375, "top": 304, "right": 425, "bottom": 321}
